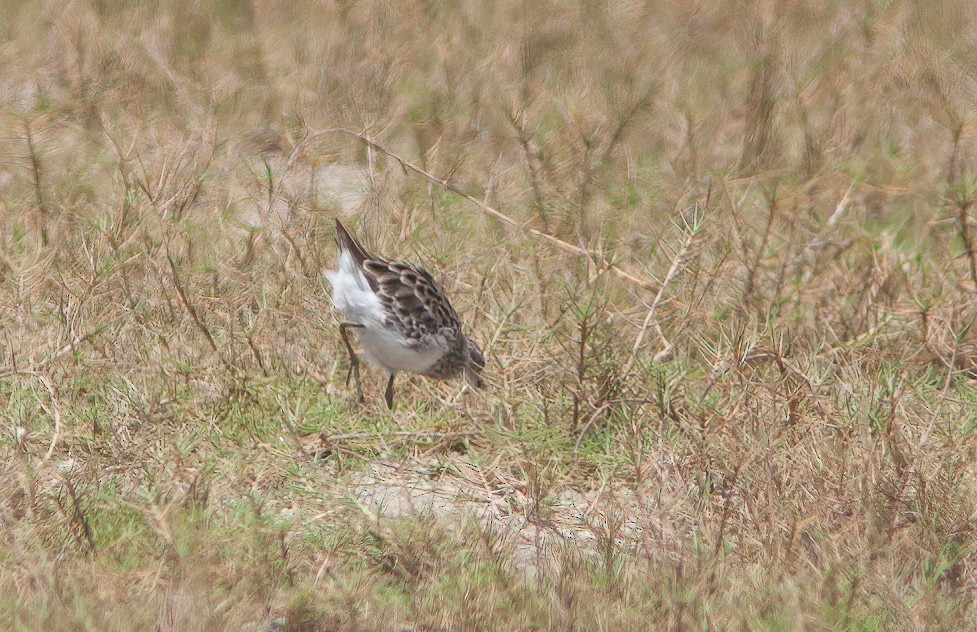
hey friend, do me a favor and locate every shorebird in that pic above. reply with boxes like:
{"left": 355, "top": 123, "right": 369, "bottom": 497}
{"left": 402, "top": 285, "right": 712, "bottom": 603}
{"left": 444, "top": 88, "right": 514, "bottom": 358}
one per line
{"left": 325, "top": 219, "right": 485, "bottom": 408}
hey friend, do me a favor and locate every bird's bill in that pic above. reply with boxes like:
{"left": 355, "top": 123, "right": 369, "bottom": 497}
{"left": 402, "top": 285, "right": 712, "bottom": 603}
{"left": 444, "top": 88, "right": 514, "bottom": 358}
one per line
{"left": 465, "top": 367, "right": 485, "bottom": 389}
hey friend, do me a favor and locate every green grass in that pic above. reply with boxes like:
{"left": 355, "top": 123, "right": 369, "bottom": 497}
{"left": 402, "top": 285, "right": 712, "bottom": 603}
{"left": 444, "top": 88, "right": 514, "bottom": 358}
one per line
{"left": 3, "top": 0, "right": 977, "bottom": 628}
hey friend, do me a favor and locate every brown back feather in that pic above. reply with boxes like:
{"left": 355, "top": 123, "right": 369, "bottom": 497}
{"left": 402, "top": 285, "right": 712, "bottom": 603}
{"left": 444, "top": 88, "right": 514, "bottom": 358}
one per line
{"left": 335, "top": 220, "right": 464, "bottom": 339}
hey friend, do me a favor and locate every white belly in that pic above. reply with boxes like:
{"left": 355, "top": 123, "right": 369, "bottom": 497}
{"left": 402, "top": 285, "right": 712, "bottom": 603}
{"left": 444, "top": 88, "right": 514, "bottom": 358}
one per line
{"left": 357, "top": 326, "right": 444, "bottom": 373}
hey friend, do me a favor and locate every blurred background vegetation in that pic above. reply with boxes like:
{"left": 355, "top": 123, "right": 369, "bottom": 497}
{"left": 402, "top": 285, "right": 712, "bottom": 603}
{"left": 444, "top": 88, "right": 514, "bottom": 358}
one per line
{"left": 3, "top": 0, "right": 977, "bottom": 629}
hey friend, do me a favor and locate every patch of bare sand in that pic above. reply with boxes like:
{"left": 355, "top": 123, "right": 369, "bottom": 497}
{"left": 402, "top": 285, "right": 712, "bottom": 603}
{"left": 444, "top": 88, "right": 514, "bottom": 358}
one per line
{"left": 345, "top": 454, "right": 694, "bottom": 576}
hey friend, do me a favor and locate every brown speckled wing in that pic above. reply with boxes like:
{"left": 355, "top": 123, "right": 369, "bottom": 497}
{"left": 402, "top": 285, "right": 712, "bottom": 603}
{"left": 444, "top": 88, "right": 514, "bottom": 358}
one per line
{"left": 363, "top": 259, "right": 461, "bottom": 341}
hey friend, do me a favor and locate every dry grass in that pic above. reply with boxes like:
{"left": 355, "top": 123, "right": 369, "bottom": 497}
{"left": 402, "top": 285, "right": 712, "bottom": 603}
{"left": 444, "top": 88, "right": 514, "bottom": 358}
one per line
{"left": 3, "top": 0, "right": 977, "bottom": 629}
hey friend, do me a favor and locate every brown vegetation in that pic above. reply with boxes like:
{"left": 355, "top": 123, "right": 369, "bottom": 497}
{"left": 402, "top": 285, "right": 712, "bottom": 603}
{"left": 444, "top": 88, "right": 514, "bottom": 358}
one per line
{"left": 3, "top": 0, "right": 977, "bottom": 628}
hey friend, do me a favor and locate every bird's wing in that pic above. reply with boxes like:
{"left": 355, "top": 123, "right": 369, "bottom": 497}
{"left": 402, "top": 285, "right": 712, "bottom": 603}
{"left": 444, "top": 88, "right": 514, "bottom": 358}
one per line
{"left": 363, "top": 259, "right": 462, "bottom": 340}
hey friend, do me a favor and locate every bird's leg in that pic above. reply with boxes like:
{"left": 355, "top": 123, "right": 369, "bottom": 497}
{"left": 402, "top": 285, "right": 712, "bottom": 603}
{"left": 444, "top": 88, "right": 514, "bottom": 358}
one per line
{"left": 338, "top": 323, "right": 365, "bottom": 403}
{"left": 384, "top": 373, "right": 396, "bottom": 410}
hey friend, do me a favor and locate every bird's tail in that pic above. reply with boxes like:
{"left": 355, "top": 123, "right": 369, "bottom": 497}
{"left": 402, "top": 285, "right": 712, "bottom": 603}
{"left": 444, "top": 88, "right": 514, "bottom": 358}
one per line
{"left": 335, "top": 219, "right": 372, "bottom": 266}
